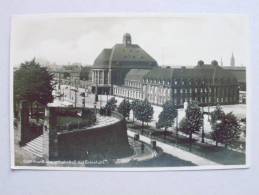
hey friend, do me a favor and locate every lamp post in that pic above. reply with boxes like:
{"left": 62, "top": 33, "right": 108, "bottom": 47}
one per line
{"left": 176, "top": 106, "right": 179, "bottom": 141}
{"left": 94, "top": 81, "right": 99, "bottom": 115}
{"left": 201, "top": 106, "right": 205, "bottom": 143}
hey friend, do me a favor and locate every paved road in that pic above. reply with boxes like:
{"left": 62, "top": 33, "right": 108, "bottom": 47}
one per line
{"left": 127, "top": 129, "right": 220, "bottom": 166}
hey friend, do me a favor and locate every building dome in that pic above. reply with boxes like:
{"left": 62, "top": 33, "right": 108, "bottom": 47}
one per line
{"left": 93, "top": 33, "right": 158, "bottom": 69}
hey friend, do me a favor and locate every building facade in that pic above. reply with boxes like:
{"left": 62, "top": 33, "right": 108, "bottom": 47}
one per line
{"left": 113, "top": 60, "right": 239, "bottom": 107}
{"left": 142, "top": 61, "right": 239, "bottom": 106}
{"left": 113, "top": 69, "right": 149, "bottom": 100}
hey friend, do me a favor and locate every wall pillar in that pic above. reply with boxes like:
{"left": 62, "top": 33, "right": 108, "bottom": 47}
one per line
{"left": 97, "top": 70, "right": 99, "bottom": 84}
{"left": 18, "top": 100, "right": 30, "bottom": 146}
{"left": 102, "top": 70, "right": 105, "bottom": 84}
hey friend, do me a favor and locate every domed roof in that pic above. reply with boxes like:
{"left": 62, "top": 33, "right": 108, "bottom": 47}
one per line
{"left": 93, "top": 34, "right": 158, "bottom": 69}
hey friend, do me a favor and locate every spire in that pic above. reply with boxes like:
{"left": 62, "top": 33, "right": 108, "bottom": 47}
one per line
{"left": 220, "top": 57, "right": 223, "bottom": 66}
{"left": 123, "top": 33, "right": 132, "bottom": 46}
{"left": 231, "top": 53, "right": 235, "bottom": 67}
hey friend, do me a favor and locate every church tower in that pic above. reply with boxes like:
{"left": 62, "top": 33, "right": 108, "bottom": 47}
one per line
{"left": 123, "top": 33, "right": 132, "bottom": 46}
{"left": 230, "top": 53, "right": 235, "bottom": 67}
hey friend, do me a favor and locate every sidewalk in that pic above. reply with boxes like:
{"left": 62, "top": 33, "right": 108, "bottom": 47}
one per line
{"left": 127, "top": 130, "right": 220, "bottom": 166}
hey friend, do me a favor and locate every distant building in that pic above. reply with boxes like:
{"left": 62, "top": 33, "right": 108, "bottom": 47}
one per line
{"left": 231, "top": 53, "right": 235, "bottom": 67}
{"left": 223, "top": 66, "right": 246, "bottom": 103}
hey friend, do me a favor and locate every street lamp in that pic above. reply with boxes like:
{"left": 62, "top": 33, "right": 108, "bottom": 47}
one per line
{"left": 201, "top": 106, "right": 205, "bottom": 143}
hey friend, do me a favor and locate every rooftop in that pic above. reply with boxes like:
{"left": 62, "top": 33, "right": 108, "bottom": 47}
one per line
{"left": 93, "top": 33, "right": 158, "bottom": 69}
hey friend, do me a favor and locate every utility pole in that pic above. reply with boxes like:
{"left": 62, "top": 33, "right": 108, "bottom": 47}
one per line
{"left": 201, "top": 106, "right": 205, "bottom": 143}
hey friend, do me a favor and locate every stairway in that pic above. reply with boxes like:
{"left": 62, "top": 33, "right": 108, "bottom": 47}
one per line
{"left": 22, "top": 135, "right": 44, "bottom": 158}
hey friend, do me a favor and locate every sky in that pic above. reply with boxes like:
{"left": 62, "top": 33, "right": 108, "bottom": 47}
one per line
{"left": 11, "top": 14, "right": 249, "bottom": 67}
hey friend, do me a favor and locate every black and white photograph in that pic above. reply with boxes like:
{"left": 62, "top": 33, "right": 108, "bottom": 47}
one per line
{"left": 11, "top": 14, "right": 248, "bottom": 170}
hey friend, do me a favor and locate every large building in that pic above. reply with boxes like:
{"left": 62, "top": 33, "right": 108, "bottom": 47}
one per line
{"left": 142, "top": 61, "right": 239, "bottom": 106}
{"left": 53, "top": 33, "right": 242, "bottom": 107}
{"left": 91, "top": 33, "right": 158, "bottom": 94}
{"left": 95, "top": 33, "right": 240, "bottom": 107}
{"left": 114, "top": 60, "right": 239, "bottom": 106}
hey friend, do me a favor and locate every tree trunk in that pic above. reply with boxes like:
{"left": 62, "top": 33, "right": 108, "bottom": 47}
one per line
{"left": 141, "top": 121, "right": 144, "bottom": 134}
{"left": 30, "top": 102, "right": 33, "bottom": 118}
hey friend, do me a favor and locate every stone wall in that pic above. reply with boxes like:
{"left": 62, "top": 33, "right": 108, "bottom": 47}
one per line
{"left": 44, "top": 107, "right": 132, "bottom": 161}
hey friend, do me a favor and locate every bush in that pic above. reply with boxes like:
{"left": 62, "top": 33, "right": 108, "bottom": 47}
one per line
{"left": 55, "top": 108, "right": 78, "bottom": 117}
{"left": 99, "top": 106, "right": 112, "bottom": 116}
{"left": 105, "top": 97, "right": 117, "bottom": 112}
{"left": 81, "top": 108, "right": 96, "bottom": 123}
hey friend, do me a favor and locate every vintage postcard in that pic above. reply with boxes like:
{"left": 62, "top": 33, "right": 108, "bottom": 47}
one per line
{"left": 11, "top": 14, "right": 248, "bottom": 170}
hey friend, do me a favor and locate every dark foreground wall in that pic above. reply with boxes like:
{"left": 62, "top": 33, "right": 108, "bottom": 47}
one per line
{"left": 47, "top": 108, "right": 132, "bottom": 161}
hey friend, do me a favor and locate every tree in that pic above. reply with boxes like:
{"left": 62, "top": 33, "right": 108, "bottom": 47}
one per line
{"left": 14, "top": 59, "right": 54, "bottom": 115}
{"left": 104, "top": 97, "right": 117, "bottom": 115}
{"left": 118, "top": 99, "right": 131, "bottom": 119}
{"left": 210, "top": 112, "right": 241, "bottom": 148}
{"left": 134, "top": 99, "right": 154, "bottom": 133}
{"left": 185, "top": 101, "right": 203, "bottom": 149}
{"left": 210, "top": 104, "right": 225, "bottom": 125}
{"left": 210, "top": 104, "right": 225, "bottom": 146}
{"left": 156, "top": 101, "right": 177, "bottom": 137}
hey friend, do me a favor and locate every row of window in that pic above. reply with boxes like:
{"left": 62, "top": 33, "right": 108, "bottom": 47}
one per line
{"left": 172, "top": 87, "right": 236, "bottom": 94}
{"left": 143, "top": 85, "right": 171, "bottom": 96}
{"left": 125, "top": 80, "right": 141, "bottom": 88}
{"left": 146, "top": 95, "right": 171, "bottom": 105}
{"left": 144, "top": 92, "right": 237, "bottom": 106}
{"left": 143, "top": 79, "right": 236, "bottom": 86}
{"left": 113, "top": 87, "right": 142, "bottom": 99}
{"left": 144, "top": 86, "right": 236, "bottom": 95}
{"left": 171, "top": 96, "right": 236, "bottom": 105}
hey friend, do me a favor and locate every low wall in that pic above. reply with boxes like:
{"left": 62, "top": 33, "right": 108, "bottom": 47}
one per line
{"left": 48, "top": 109, "right": 132, "bottom": 161}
